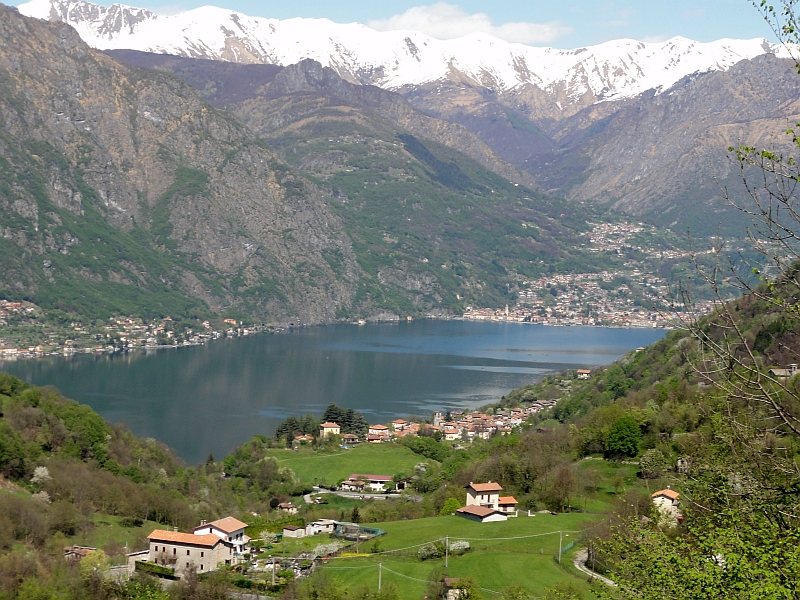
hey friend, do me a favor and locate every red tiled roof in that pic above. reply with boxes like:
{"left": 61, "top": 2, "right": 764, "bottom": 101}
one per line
{"left": 148, "top": 530, "right": 221, "bottom": 547}
{"left": 194, "top": 516, "right": 248, "bottom": 533}
{"left": 468, "top": 481, "right": 503, "bottom": 492}
{"left": 652, "top": 489, "right": 680, "bottom": 500}
{"left": 498, "top": 496, "right": 518, "bottom": 505}
{"left": 457, "top": 505, "right": 500, "bottom": 517}
{"left": 370, "top": 424, "right": 389, "bottom": 430}
{"left": 320, "top": 422, "right": 340, "bottom": 428}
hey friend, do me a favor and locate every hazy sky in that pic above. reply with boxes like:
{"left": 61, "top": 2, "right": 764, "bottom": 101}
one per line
{"left": 13, "top": 0, "right": 779, "bottom": 48}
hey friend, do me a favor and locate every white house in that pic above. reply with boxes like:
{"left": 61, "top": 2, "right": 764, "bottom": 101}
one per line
{"left": 651, "top": 488, "right": 682, "bottom": 527}
{"left": 368, "top": 424, "right": 390, "bottom": 437}
{"left": 343, "top": 474, "right": 394, "bottom": 492}
{"left": 455, "top": 505, "right": 507, "bottom": 523}
{"left": 319, "top": 422, "right": 341, "bottom": 437}
{"left": 497, "top": 496, "right": 518, "bottom": 514}
{"left": 577, "top": 369, "right": 592, "bottom": 379}
{"left": 465, "top": 482, "right": 503, "bottom": 510}
{"left": 443, "top": 426, "right": 461, "bottom": 441}
{"left": 277, "top": 502, "right": 299, "bottom": 515}
{"left": 306, "top": 519, "right": 337, "bottom": 536}
{"left": 193, "top": 517, "right": 249, "bottom": 555}
{"left": 282, "top": 525, "right": 305, "bottom": 538}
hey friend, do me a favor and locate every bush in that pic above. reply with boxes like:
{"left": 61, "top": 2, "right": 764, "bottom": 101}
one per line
{"left": 417, "top": 542, "right": 445, "bottom": 560}
{"left": 440, "top": 498, "right": 462, "bottom": 515}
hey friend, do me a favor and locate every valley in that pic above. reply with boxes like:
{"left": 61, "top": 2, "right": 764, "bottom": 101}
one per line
{"left": 0, "top": 0, "right": 799, "bottom": 598}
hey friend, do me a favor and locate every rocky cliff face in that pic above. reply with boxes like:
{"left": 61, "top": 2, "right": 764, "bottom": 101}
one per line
{"left": 0, "top": 4, "right": 361, "bottom": 323}
{"left": 18, "top": 0, "right": 800, "bottom": 236}
{"left": 1, "top": 7, "right": 602, "bottom": 323}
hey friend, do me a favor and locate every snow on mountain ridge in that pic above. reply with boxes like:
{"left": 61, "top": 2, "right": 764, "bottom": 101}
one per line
{"left": 18, "top": 0, "right": 786, "bottom": 103}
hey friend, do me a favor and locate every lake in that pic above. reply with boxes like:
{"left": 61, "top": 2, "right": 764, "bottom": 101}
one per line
{"left": 1, "top": 321, "right": 665, "bottom": 464}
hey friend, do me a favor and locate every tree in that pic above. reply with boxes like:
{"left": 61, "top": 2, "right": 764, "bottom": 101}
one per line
{"left": 548, "top": 465, "right": 577, "bottom": 511}
{"left": 593, "top": 3, "right": 800, "bottom": 596}
{"left": 322, "top": 404, "right": 344, "bottom": 426}
{"left": 605, "top": 416, "right": 640, "bottom": 459}
{"left": 638, "top": 449, "right": 668, "bottom": 479}
{"left": 350, "top": 506, "right": 361, "bottom": 524}
{"left": 440, "top": 497, "right": 462, "bottom": 515}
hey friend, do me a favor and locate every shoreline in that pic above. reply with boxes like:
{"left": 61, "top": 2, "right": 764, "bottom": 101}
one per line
{"left": 0, "top": 316, "right": 671, "bottom": 364}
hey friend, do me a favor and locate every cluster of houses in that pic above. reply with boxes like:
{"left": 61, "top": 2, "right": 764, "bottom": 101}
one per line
{"left": 312, "top": 404, "right": 558, "bottom": 446}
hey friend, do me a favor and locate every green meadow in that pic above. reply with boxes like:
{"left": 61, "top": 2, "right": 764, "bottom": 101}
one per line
{"left": 266, "top": 443, "right": 424, "bottom": 485}
{"left": 313, "top": 514, "right": 598, "bottom": 598}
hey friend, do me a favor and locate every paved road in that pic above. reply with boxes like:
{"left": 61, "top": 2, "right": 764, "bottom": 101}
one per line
{"left": 304, "top": 487, "right": 402, "bottom": 504}
{"left": 572, "top": 548, "right": 616, "bottom": 587}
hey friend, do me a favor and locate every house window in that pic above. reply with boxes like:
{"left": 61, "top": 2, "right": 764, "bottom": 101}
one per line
{"left": 186, "top": 562, "right": 189, "bottom": 568}
{"left": 200, "top": 565, "right": 204, "bottom": 571}
{"left": 154, "top": 546, "right": 158, "bottom": 552}
{"left": 173, "top": 548, "right": 176, "bottom": 555}
{"left": 187, "top": 550, "right": 190, "bottom": 556}
{"left": 201, "top": 552, "right": 204, "bottom": 558}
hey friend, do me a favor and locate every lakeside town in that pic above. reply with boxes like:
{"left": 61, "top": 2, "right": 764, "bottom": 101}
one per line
{"left": 0, "top": 221, "right": 723, "bottom": 358}
{"left": 466, "top": 221, "right": 719, "bottom": 327}
{"left": 0, "top": 299, "right": 269, "bottom": 359}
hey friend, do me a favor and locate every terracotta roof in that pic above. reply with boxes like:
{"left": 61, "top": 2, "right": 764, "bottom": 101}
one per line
{"left": 468, "top": 481, "right": 503, "bottom": 492}
{"left": 498, "top": 496, "right": 518, "bottom": 505}
{"left": 320, "top": 422, "right": 340, "bottom": 428}
{"left": 652, "top": 489, "right": 680, "bottom": 500}
{"left": 457, "top": 505, "right": 500, "bottom": 517}
{"left": 391, "top": 419, "right": 407, "bottom": 424}
{"left": 194, "top": 516, "right": 248, "bottom": 533}
{"left": 348, "top": 474, "right": 393, "bottom": 482}
{"left": 577, "top": 369, "right": 592, "bottom": 374}
{"left": 370, "top": 424, "right": 389, "bottom": 430}
{"left": 148, "top": 530, "right": 221, "bottom": 547}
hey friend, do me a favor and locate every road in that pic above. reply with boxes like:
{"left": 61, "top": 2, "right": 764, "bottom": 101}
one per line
{"left": 572, "top": 548, "right": 616, "bottom": 587}
{"left": 304, "top": 487, "right": 408, "bottom": 504}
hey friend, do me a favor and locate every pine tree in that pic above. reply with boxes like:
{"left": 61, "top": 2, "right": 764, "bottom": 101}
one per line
{"left": 322, "top": 403, "right": 344, "bottom": 425}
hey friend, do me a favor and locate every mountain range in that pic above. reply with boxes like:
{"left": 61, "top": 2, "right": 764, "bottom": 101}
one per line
{"left": 0, "top": 2, "right": 613, "bottom": 325}
{"left": 16, "top": 0, "right": 800, "bottom": 235}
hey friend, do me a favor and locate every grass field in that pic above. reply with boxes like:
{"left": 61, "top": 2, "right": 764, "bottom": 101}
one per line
{"left": 307, "top": 513, "right": 599, "bottom": 598}
{"left": 266, "top": 443, "right": 424, "bottom": 485}
{"left": 66, "top": 515, "right": 162, "bottom": 559}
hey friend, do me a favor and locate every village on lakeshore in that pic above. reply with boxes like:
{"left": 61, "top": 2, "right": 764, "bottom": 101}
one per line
{"left": 313, "top": 406, "right": 557, "bottom": 447}
{"left": 0, "top": 298, "right": 268, "bottom": 359}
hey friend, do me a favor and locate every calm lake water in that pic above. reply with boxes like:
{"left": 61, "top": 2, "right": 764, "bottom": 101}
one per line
{"left": 1, "top": 321, "right": 664, "bottom": 465}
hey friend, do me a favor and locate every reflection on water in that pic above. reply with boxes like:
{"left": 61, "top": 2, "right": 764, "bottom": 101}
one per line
{"left": 1, "top": 321, "right": 664, "bottom": 464}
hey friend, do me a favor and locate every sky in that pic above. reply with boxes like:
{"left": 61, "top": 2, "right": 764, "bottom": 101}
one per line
{"left": 12, "top": 0, "right": 780, "bottom": 48}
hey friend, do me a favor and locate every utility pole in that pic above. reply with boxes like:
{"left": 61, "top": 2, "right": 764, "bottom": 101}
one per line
{"left": 445, "top": 536, "right": 449, "bottom": 568}
{"left": 558, "top": 531, "right": 562, "bottom": 564}
{"left": 271, "top": 557, "right": 275, "bottom": 588}
{"left": 378, "top": 562, "right": 382, "bottom": 591}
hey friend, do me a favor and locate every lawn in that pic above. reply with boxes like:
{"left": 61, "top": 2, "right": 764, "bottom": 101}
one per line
{"left": 67, "top": 515, "right": 163, "bottom": 559}
{"left": 312, "top": 513, "right": 600, "bottom": 598}
{"left": 265, "top": 443, "right": 423, "bottom": 486}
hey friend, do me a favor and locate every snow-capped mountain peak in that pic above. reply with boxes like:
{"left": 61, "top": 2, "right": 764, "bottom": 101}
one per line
{"left": 17, "top": 0, "right": 787, "bottom": 103}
